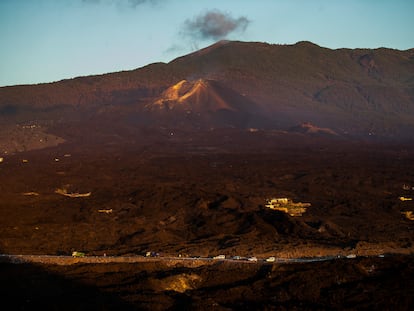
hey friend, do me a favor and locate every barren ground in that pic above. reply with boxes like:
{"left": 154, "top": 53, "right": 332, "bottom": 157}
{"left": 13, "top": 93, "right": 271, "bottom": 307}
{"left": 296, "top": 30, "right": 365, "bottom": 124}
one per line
{"left": 1, "top": 120, "right": 413, "bottom": 309}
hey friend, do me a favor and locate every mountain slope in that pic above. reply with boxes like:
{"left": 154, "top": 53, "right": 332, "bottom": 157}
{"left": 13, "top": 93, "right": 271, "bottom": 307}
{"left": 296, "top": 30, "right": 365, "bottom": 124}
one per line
{"left": 0, "top": 40, "right": 413, "bottom": 139}
{"left": 144, "top": 79, "right": 267, "bottom": 128}
{"left": 150, "top": 79, "right": 237, "bottom": 112}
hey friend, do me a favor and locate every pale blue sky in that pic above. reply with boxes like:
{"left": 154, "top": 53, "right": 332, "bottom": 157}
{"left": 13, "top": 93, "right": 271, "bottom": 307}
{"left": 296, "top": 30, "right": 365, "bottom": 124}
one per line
{"left": 1, "top": 0, "right": 413, "bottom": 86}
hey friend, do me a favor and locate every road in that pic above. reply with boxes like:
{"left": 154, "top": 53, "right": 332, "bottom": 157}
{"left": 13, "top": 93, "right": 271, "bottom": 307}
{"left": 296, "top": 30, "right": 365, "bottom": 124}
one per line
{"left": 0, "top": 253, "right": 375, "bottom": 266}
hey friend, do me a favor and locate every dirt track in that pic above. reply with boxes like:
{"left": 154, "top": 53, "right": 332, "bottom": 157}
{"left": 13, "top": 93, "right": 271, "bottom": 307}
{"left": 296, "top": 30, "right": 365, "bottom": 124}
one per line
{"left": 0, "top": 253, "right": 391, "bottom": 266}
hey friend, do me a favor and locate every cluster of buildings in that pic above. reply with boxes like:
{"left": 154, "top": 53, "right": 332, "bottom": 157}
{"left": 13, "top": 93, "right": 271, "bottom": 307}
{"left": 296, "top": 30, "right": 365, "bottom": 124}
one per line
{"left": 265, "top": 197, "right": 311, "bottom": 216}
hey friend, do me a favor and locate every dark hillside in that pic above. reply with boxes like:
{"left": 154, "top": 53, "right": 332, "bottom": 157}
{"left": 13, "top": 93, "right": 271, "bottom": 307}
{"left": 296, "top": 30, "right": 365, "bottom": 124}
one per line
{"left": 1, "top": 40, "right": 413, "bottom": 139}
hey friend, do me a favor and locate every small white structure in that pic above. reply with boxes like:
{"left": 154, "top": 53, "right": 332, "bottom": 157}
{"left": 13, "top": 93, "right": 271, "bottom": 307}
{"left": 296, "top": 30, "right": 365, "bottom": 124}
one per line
{"left": 213, "top": 254, "right": 226, "bottom": 260}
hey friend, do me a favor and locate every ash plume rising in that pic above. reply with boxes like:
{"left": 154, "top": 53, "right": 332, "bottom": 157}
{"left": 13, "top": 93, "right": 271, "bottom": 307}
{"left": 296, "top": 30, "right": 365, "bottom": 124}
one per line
{"left": 182, "top": 9, "right": 250, "bottom": 41}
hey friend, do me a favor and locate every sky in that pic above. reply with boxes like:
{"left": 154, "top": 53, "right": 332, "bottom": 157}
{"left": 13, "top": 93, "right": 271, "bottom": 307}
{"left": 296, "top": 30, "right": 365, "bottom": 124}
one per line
{"left": 1, "top": 0, "right": 413, "bottom": 87}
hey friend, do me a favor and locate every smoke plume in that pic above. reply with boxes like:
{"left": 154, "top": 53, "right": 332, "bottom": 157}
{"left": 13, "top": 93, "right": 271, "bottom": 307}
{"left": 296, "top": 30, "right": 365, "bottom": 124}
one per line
{"left": 182, "top": 9, "right": 250, "bottom": 41}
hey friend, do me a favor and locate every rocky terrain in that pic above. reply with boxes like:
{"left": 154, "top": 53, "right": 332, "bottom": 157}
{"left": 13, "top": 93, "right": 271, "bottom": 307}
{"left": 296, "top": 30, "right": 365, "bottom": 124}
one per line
{"left": 0, "top": 40, "right": 413, "bottom": 309}
{"left": 1, "top": 125, "right": 414, "bottom": 309}
{"left": 1, "top": 127, "right": 414, "bottom": 257}
{"left": 2, "top": 255, "right": 413, "bottom": 310}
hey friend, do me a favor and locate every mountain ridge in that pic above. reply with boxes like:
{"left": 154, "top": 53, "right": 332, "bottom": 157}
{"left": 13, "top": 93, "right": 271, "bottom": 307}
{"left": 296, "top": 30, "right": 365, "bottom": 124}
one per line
{"left": 1, "top": 40, "right": 413, "bottom": 139}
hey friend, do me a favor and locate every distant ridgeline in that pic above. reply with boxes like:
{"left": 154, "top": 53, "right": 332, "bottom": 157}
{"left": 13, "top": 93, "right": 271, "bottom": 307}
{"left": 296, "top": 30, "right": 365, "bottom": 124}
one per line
{"left": 0, "top": 40, "right": 413, "bottom": 140}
